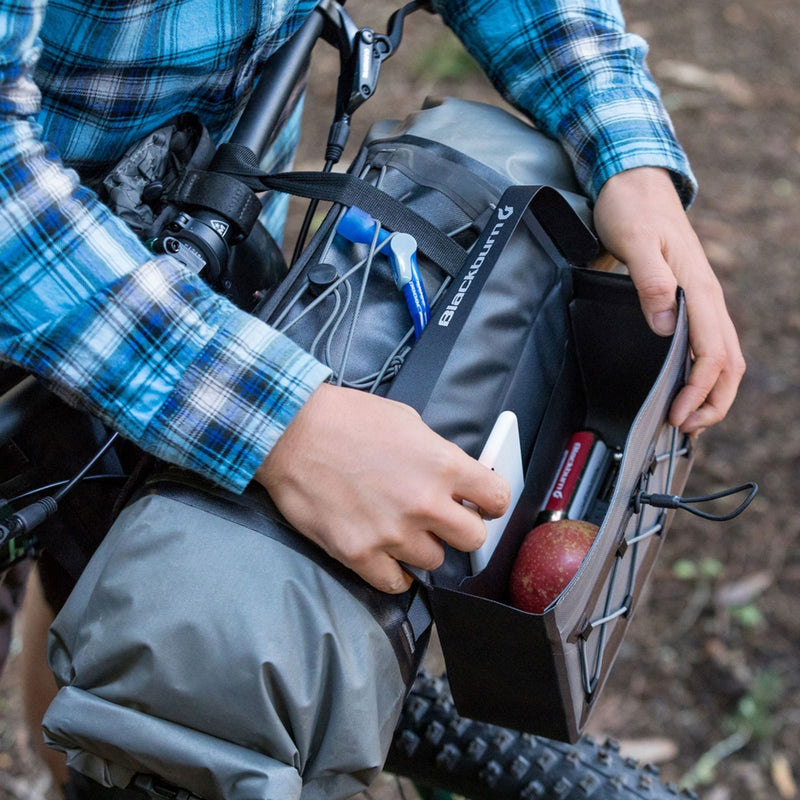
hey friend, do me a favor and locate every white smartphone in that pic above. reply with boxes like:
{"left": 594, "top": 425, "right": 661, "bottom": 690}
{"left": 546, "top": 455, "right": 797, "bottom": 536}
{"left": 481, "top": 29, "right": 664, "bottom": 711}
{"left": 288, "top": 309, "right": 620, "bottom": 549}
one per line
{"left": 469, "top": 410, "right": 526, "bottom": 574}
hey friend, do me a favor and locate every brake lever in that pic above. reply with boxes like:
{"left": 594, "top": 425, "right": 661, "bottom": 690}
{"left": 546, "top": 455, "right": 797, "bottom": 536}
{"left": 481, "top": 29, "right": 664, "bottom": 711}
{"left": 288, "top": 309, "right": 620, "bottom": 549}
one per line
{"left": 292, "top": 0, "right": 433, "bottom": 261}
{"left": 384, "top": 1, "right": 435, "bottom": 53}
{"left": 318, "top": 0, "right": 431, "bottom": 163}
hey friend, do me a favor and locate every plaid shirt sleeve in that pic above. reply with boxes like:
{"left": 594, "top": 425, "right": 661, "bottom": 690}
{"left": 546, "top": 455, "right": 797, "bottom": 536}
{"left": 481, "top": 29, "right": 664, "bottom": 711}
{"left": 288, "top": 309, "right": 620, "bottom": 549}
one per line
{"left": 433, "top": 0, "right": 698, "bottom": 206}
{"left": 0, "top": 0, "right": 330, "bottom": 493}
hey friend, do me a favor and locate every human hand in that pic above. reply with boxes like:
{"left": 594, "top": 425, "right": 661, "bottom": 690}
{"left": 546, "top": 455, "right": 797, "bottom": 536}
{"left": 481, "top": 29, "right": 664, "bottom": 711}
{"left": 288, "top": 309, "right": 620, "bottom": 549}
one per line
{"left": 255, "top": 383, "right": 510, "bottom": 593}
{"left": 593, "top": 167, "right": 745, "bottom": 434}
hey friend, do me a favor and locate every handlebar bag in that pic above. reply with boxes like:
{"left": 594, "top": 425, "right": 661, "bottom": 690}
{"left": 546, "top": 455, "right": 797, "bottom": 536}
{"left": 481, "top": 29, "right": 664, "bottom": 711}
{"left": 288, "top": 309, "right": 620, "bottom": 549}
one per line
{"left": 258, "top": 96, "right": 695, "bottom": 739}
{"left": 42, "top": 97, "right": 694, "bottom": 799}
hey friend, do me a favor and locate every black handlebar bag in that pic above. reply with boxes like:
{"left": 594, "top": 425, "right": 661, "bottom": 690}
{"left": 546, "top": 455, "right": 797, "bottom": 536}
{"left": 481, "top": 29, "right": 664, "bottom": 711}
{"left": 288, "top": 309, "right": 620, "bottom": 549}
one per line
{"left": 400, "top": 273, "right": 694, "bottom": 741}
{"left": 42, "top": 98, "right": 696, "bottom": 799}
{"left": 255, "top": 97, "right": 696, "bottom": 741}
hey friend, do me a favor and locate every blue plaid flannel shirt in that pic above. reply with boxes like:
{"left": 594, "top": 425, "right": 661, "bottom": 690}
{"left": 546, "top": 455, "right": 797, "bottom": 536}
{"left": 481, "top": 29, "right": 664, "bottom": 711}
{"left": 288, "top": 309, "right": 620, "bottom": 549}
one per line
{"left": 0, "top": 0, "right": 695, "bottom": 492}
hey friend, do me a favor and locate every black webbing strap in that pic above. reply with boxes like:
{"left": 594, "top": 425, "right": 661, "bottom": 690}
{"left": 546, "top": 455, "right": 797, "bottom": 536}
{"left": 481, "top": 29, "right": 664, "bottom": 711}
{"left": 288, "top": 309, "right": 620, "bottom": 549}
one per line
{"left": 260, "top": 171, "right": 468, "bottom": 277}
{"left": 172, "top": 169, "right": 263, "bottom": 238}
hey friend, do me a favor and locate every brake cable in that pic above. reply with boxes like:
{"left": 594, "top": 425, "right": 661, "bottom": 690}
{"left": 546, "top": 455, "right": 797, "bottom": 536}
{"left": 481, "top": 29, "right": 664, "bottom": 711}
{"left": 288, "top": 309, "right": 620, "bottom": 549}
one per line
{"left": 291, "top": 0, "right": 434, "bottom": 264}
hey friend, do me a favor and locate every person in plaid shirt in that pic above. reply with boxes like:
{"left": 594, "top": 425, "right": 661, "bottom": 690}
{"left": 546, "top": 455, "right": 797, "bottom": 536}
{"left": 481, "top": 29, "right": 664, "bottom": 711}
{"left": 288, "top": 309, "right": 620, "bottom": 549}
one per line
{"left": 1, "top": 0, "right": 744, "bottom": 797}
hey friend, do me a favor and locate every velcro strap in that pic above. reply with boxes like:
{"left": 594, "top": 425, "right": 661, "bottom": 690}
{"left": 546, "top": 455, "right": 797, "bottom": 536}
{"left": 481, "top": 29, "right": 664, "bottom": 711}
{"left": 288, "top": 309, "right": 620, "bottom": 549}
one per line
{"left": 173, "top": 170, "right": 263, "bottom": 237}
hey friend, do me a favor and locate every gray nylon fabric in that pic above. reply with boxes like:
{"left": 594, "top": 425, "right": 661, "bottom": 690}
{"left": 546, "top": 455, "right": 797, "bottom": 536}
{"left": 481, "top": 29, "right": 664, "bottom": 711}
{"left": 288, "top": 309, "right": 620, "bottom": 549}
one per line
{"left": 366, "top": 96, "right": 592, "bottom": 225}
{"left": 44, "top": 495, "right": 407, "bottom": 800}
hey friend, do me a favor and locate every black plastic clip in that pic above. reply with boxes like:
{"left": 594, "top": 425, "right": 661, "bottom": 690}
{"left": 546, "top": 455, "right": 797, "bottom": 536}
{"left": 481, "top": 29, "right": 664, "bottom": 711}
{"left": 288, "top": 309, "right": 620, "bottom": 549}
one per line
{"left": 634, "top": 481, "right": 758, "bottom": 522}
{"left": 132, "top": 774, "right": 201, "bottom": 800}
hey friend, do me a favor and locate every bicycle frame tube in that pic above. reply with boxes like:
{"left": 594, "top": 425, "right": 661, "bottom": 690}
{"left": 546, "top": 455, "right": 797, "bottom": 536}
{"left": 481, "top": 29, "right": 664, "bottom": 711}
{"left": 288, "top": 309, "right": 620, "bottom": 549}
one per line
{"left": 229, "top": 3, "right": 329, "bottom": 157}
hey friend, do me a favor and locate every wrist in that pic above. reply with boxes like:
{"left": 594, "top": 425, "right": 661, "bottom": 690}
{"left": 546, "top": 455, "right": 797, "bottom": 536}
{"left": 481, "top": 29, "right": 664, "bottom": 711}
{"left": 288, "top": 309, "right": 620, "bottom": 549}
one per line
{"left": 598, "top": 166, "right": 686, "bottom": 210}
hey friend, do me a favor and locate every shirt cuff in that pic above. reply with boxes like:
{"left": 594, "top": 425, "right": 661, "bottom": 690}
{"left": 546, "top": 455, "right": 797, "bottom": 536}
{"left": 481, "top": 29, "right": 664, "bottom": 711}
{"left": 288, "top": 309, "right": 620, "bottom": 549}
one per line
{"left": 143, "top": 313, "right": 332, "bottom": 493}
{"left": 132, "top": 267, "right": 332, "bottom": 493}
{"left": 556, "top": 86, "right": 698, "bottom": 208}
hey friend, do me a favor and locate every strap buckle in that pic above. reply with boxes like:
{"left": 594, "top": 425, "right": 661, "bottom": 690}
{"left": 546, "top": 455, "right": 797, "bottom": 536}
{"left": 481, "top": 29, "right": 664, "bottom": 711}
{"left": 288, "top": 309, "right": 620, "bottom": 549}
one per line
{"left": 131, "top": 775, "right": 202, "bottom": 800}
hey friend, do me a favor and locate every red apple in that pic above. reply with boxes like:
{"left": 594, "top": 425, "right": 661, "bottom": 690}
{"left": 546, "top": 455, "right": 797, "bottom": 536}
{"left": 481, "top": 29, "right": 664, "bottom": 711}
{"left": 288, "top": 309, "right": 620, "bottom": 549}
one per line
{"left": 508, "top": 519, "right": 599, "bottom": 613}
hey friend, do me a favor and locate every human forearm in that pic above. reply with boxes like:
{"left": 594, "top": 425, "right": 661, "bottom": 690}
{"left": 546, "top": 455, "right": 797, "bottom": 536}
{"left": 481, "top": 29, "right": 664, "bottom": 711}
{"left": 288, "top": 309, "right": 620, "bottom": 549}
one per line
{"left": 432, "top": 0, "right": 696, "bottom": 204}
{"left": 0, "top": 18, "right": 330, "bottom": 493}
{"left": 2, "top": 254, "right": 330, "bottom": 492}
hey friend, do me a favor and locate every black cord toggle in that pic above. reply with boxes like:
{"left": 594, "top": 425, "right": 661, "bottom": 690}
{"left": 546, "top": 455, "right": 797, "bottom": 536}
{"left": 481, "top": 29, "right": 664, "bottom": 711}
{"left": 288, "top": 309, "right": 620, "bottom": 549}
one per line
{"left": 634, "top": 481, "right": 758, "bottom": 521}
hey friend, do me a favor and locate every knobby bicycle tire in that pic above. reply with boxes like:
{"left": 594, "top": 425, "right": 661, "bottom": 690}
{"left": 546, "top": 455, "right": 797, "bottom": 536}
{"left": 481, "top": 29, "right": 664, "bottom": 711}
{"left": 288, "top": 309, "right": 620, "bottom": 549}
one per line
{"left": 386, "top": 671, "right": 700, "bottom": 800}
{"left": 62, "top": 669, "right": 700, "bottom": 800}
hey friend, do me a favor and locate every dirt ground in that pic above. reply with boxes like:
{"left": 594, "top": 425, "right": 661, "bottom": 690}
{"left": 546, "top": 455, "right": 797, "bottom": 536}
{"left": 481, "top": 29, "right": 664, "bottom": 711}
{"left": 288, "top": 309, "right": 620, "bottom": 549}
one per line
{"left": 1, "top": 1, "right": 798, "bottom": 799}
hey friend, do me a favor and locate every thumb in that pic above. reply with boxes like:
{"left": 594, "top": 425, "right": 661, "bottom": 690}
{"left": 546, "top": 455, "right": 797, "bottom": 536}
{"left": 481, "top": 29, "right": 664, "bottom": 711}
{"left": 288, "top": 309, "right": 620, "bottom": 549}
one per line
{"left": 625, "top": 253, "right": 679, "bottom": 337}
